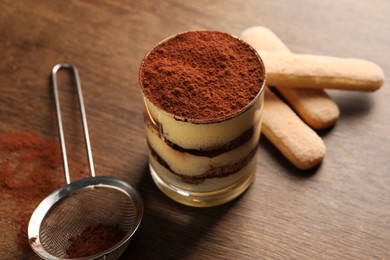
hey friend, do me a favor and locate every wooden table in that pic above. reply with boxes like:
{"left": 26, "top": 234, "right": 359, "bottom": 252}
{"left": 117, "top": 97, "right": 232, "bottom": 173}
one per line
{"left": 1, "top": 0, "right": 389, "bottom": 259}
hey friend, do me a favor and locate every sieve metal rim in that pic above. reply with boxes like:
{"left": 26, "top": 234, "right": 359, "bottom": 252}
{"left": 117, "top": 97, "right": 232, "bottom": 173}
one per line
{"left": 28, "top": 175, "right": 143, "bottom": 260}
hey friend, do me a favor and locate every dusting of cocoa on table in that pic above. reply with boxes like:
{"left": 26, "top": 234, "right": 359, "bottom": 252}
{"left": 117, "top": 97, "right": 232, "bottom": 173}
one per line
{"left": 66, "top": 223, "right": 126, "bottom": 258}
{"left": 0, "top": 131, "right": 85, "bottom": 253}
{"left": 0, "top": 132, "right": 62, "bottom": 252}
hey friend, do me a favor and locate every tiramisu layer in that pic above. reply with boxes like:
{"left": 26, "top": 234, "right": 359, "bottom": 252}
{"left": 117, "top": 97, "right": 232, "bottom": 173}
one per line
{"left": 143, "top": 95, "right": 263, "bottom": 191}
{"left": 143, "top": 95, "right": 262, "bottom": 151}
{"left": 149, "top": 151, "right": 257, "bottom": 192}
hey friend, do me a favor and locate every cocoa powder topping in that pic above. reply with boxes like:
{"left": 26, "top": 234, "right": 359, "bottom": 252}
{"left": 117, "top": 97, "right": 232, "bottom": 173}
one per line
{"left": 139, "top": 30, "right": 265, "bottom": 123}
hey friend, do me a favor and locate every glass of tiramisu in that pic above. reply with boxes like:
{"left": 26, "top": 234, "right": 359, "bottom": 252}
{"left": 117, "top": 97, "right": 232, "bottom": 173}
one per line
{"left": 139, "top": 30, "right": 266, "bottom": 207}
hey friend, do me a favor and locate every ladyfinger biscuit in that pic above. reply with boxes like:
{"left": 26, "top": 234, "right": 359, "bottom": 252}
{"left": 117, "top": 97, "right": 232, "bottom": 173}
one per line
{"left": 241, "top": 26, "right": 291, "bottom": 54}
{"left": 262, "top": 52, "right": 385, "bottom": 92}
{"left": 241, "top": 26, "right": 340, "bottom": 129}
{"left": 262, "top": 88, "right": 326, "bottom": 170}
{"left": 272, "top": 88, "right": 339, "bottom": 129}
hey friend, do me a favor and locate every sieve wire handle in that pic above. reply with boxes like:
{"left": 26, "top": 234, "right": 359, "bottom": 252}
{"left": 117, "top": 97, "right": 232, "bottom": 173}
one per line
{"left": 51, "top": 63, "right": 96, "bottom": 184}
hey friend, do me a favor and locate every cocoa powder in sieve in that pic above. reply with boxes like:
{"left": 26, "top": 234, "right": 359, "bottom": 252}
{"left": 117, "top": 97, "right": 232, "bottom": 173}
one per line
{"left": 66, "top": 223, "right": 126, "bottom": 258}
{"left": 139, "top": 30, "right": 265, "bottom": 123}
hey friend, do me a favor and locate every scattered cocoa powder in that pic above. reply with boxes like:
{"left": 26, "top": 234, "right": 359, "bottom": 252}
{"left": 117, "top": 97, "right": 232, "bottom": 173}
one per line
{"left": 66, "top": 223, "right": 126, "bottom": 258}
{"left": 139, "top": 30, "right": 265, "bottom": 123}
{"left": 0, "top": 132, "right": 63, "bottom": 252}
{"left": 0, "top": 131, "right": 86, "bottom": 254}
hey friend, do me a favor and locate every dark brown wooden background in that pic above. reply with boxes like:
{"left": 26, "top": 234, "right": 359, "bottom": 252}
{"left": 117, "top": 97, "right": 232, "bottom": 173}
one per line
{"left": 1, "top": 0, "right": 389, "bottom": 259}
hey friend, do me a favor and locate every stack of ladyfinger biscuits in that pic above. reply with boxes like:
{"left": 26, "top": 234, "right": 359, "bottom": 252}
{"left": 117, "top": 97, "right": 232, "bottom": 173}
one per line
{"left": 241, "top": 26, "right": 385, "bottom": 170}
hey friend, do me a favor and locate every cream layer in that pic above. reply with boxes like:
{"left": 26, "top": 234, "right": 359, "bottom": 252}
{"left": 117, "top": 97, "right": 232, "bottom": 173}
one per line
{"left": 143, "top": 94, "right": 263, "bottom": 150}
{"left": 149, "top": 153, "right": 257, "bottom": 192}
{"left": 145, "top": 116, "right": 262, "bottom": 177}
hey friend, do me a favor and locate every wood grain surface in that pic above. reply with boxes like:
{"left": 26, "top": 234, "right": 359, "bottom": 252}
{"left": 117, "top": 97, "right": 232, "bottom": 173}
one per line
{"left": 0, "top": 0, "right": 389, "bottom": 259}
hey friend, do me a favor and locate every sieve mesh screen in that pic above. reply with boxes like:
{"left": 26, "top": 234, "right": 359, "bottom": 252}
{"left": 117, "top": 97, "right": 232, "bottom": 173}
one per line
{"left": 39, "top": 186, "right": 138, "bottom": 258}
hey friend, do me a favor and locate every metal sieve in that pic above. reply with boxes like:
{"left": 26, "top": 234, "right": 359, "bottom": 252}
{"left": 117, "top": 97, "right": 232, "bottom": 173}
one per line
{"left": 28, "top": 63, "right": 143, "bottom": 260}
